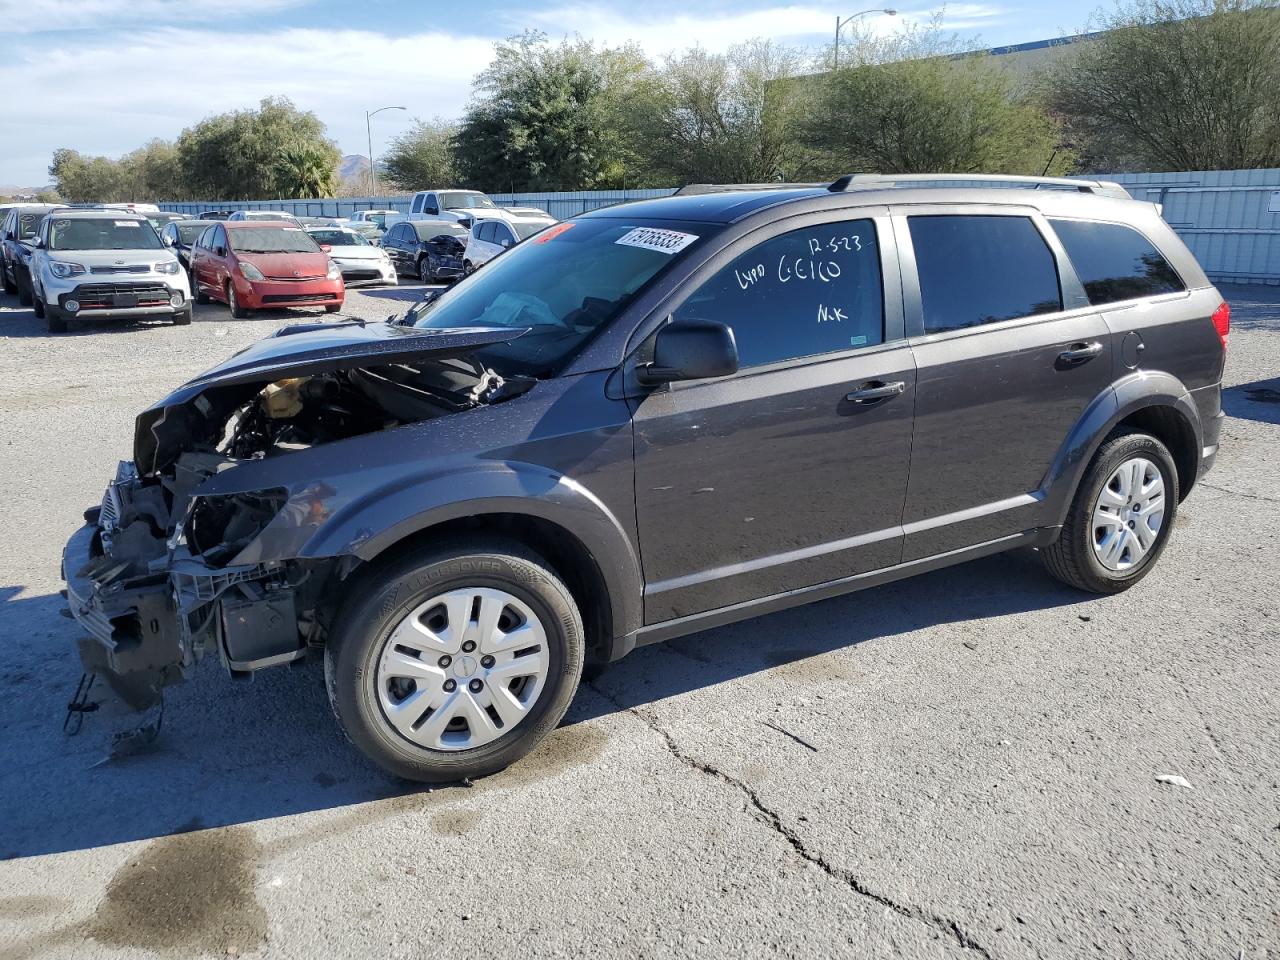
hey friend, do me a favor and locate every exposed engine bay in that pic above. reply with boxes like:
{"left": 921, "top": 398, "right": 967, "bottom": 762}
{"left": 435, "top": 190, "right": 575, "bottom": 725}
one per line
{"left": 63, "top": 326, "right": 533, "bottom": 710}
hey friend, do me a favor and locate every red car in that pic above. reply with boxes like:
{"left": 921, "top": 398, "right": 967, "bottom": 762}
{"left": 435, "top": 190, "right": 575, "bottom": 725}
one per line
{"left": 189, "top": 220, "right": 344, "bottom": 317}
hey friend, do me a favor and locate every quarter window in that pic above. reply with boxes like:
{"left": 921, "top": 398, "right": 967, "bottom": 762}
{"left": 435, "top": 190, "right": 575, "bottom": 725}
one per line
{"left": 673, "top": 220, "right": 884, "bottom": 368}
{"left": 1049, "top": 218, "right": 1185, "bottom": 305}
{"left": 909, "top": 215, "right": 1062, "bottom": 333}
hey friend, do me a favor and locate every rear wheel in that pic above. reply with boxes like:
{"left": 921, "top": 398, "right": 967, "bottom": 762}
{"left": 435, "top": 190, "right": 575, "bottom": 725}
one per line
{"left": 227, "top": 282, "right": 250, "bottom": 319}
{"left": 32, "top": 290, "right": 45, "bottom": 318}
{"left": 17, "top": 271, "right": 33, "bottom": 306}
{"left": 417, "top": 257, "right": 433, "bottom": 283}
{"left": 1041, "top": 431, "right": 1178, "bottom": 594}
{"left": 325, "top": 539, "right": 584, "bottom": 783}
{"left": 192, "top": 274, "right": 209, "bottom": 304}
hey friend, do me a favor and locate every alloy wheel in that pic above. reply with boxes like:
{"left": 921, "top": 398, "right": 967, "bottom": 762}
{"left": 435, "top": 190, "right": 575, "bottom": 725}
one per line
{"left": 1091, "top": 456, "right": 1165, "bottom": 571}
{"left": 375, "top": 587, "right": 550, "bottom": 751}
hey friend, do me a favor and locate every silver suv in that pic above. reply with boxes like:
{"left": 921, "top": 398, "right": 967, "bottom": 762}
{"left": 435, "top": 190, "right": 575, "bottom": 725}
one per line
{"left": 30, "top": 208, "right": 193, "bottom": 332}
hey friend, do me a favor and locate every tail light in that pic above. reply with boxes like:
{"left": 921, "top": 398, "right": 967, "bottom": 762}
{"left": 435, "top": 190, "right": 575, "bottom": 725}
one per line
{"left": 1211, "top": 301, "right": 1230, "bottom": 350}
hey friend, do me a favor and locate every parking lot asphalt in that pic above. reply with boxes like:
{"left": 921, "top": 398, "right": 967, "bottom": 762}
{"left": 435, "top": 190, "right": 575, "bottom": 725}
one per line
{"left": 0, "top": 282, "right": 1276, "bottom": 960}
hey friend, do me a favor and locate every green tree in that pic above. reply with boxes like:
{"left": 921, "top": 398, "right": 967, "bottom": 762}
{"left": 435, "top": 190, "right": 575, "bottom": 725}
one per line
{"left": 48, "top": 148, "right": 127, "bottom": 202}
{"left": 630, "top": 40, "right": 812, "bottom": 184}
{"left": 804, "top": 21, "right": 1071, "bottom": 176}
{"left": 1043, "top": 0, "right": 1280, "bottom": 171}
{"left": 275, "top": 141, "right": 339, "bottom": 198}
{"left": 381, "top": 118, "right": 457, "bottom": 190}
{"left": 177, "top": 96, "right": 340, "bottom": 199}
{"left": 453, "top": 32, "right": 652, "bottom": 191}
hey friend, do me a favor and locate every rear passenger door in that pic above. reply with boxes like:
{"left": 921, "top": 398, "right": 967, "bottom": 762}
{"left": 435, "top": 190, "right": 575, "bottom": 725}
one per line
{"left": 895, "top": 206, "right": 1112, "bottom": 559}
{"left": 632, "top": 212, "right": 917, "bottom": 621}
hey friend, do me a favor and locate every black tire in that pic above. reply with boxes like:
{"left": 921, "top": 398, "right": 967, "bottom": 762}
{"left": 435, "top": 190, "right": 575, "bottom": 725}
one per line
{"left": 325, "top": 538, "right": 585, "bottom": 783}
{"left": 417, "top": 257, "right": 432, "bottom": 283}
{"left": 1041, "top": 430, "right": 1179, "bottom": 594}
{"left": 193, "top": 274, "right": 209, "bottom": 304}
{"left": 172, "top": 307, "right": 192, "bottom": 326}
{"left": 32, "top": 292, "right": 45, "bottom": 319}
{"left": 17, "top": 272, "right": 33, "bottom": 306}
{"left": 227, "top": 282, "right": 250, "bottom": 319}
{"left": 2, "top": 267, "right": 16, "bottom": 295}
{"left": 46, "top": 305, "right": 68, "bottom": 333}
{"left": 324, "top": 303, "right": 341, "bottom": 313}
{"left": 463, "top": 260, "right": 474, "bottom": 276}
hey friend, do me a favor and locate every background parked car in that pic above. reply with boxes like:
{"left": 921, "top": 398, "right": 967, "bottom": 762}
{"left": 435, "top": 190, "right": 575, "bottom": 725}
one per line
{"left": 304, "top": 225, "right": 397, "bottom": 287}
{"left": 29, "top": 208, "right": 191, "bottom": 332}
{"left": 198, "top": 209, "right": 233, "bottom": 221}
{"left": 189, "top": 220, "right": 343, "bottom": 318}
{"left": 227, "top": 210, "right": 304, "bottom": 226}
{"left": 336, "top": 219, "right": 386, "bottom": 244}
{"left": 348, "top": 209, "right": 400, "bottom": 229}
{"left": 381, "top": 220, "right": 467, "bottom": 282}
{"left": 159, "top": 218, "right": 218, "bottom": 273}
{"left": 147, "top": 211, "right": 190, "bottom": 230}
{"left": 465, "top": 218, "right": 549, "bottom": 272}
{"left": 406, "top": 189, "right": 553, "bottom": 234}
{"left": 2, "top": 202, "right": 65, "bottom": 305}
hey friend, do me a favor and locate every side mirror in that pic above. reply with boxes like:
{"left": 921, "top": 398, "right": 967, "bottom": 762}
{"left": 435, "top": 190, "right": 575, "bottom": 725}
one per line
{"left": 214, "top": 246, "right": 226, "bottom": 257}
{"left": 500, "top": 238, "right": 512, "bottom": 248}
{"left": 319, "top": 243, "right": 332, "bottom": 253}
{"left": 163, "top": 235, "right": 175, "bottom": 246}
{"left": 638, "top": 319, "right": 738, "bottom": 385}
{"left": 31, "top": 237, "right": 45, "bottom": 249}
{"left": 424, "top": 206, "right": 438, "bottom": 216}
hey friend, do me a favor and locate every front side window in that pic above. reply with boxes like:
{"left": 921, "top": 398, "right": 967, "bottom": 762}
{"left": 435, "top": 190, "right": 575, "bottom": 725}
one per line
{"left": 48, "top": 217, "right": 163, "bottom": 251}
{"left": 410, "top": 217, "right": 714, "bottom": 377}
{"left": 1049, "top": 218, "right": 1185, "bottom": 305}
{"left": 229, "top": 227, "right": 319, "bottom": 254}
{"left": 909, "top": 215, "right": 1062, "bottom": 334}
{"left": 673, "top": 219, "right": 884, "bottom": 368}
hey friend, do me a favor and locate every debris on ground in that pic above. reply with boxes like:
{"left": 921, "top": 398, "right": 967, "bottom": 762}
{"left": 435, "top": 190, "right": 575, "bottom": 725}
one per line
{"left": 1155, "top": 774, "right": 1193, "bottom": 789}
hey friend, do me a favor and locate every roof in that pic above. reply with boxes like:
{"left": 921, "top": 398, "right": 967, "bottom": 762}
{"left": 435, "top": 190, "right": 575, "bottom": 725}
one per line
{"left": 47, "top": 207, "right": 149, "bottom": 220}
{"left": 224, "top": 219, "right": 298, "bottom": 229}
{"left": 583, "top": 188, "right": 826, "bottom": 224}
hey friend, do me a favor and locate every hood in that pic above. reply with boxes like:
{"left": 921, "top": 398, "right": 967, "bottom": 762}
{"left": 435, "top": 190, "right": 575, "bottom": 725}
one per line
{"left": 51, "top": 247, "right": 177, "bottom": 267}
{"left": 235, "top": 250, "right": 329, "bottom": 278}
{"left": 325, "top": 245, "right": 383, "bottom": 260}
{"left": 134, "top": 322, "right": 530, "bottom": 475}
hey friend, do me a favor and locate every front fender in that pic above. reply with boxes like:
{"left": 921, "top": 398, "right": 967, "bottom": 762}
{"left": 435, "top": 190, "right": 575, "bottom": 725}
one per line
{"left": 1041, "top": 370, "right": 1202, "bottom": 527}
{"left": 296, "top": 461, "right": 645, "bottom": 642}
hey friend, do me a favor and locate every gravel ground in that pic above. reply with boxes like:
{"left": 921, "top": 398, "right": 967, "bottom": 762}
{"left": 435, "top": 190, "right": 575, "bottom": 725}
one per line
{"left": 0, "top": 281, "right": 1276, "bottom": 960}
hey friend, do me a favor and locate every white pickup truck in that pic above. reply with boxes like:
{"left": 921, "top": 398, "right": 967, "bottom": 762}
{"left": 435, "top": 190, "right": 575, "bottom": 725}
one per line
{"left": 405, "top": 189, "right": 554, "bottom": 233}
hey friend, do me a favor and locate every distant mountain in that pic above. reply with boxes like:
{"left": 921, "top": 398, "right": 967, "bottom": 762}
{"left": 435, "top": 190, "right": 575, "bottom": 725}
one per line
{"left": 0, "top": 183, "right": 56, "bottom": 198}
{"left": 339, "top": 155, "right": 370, "bottom": 183}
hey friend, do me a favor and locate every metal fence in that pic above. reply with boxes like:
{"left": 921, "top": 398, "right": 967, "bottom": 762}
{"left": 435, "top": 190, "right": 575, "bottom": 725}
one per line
{"left": 159, "top": 170, "right": 1280, "bottom": 284}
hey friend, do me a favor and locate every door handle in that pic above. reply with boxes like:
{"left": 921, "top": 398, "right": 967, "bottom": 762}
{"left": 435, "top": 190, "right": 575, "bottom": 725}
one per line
{"left": 845, "top": 380, "right": 906, "bottom": 403}
{"left": 1057, "top": 341, "right": 1103, "bottom": 365}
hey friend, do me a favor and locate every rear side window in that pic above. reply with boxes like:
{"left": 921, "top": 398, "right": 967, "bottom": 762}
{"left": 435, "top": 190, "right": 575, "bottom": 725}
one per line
{"left": 909, "top": 215, "right": 1062, "bottom": 333}
{"left": 1049, "top": 218, "right": 1185, "bottom": 305}
{"left": 674, "top": 219, "right": 884, "bottom": 368}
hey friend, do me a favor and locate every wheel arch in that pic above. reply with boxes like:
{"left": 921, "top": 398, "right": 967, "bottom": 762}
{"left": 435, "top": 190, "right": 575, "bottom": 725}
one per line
{"left": 1043, "top": 371, "right": 1203, "bottom": 527}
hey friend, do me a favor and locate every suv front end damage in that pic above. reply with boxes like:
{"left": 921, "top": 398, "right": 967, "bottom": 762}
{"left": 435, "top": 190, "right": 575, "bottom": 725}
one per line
{"left": 62, "top": 320, "right": 531, "bottom": 710}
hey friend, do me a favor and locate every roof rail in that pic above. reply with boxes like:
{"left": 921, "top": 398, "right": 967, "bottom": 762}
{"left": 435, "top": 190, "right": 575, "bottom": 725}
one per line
{"left": 827, "top": 173, "right": 1132, "bottom": 200}
{"left": 675, "top": 182, "right": 824, "bottom": 196}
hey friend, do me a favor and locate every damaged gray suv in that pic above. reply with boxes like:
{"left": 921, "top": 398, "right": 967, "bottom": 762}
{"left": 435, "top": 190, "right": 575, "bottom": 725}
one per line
{"left": 63, "top": 175, "right": 1229, "bottom": 782}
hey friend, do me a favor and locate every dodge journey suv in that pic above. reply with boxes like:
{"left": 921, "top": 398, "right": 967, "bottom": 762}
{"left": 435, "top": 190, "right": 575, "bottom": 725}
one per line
{"left": 63, "top": 175, "right": 1227, "bottom": 782}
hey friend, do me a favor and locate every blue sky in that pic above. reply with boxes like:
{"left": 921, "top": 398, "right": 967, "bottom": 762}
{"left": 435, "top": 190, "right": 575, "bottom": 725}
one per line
{"left": 1, "top": 0, "right": 1101, "bottom": 188}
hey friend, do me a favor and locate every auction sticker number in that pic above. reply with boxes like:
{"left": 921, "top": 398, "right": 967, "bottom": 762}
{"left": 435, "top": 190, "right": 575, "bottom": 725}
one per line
{"left": 615, "top": 227, "right": 698, "bottom": 255}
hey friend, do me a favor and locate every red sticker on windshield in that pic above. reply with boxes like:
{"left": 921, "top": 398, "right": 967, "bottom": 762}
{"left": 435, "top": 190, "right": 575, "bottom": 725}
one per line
{"left": 534, "top": 222, "right": 575, "bottom": 243}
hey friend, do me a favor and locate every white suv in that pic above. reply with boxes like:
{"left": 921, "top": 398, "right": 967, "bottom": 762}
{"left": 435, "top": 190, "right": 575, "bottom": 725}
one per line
{"left": 464, "top": 218, "right": 551, "bottom": 273}
{"left": 406, "top": 189, "right": 554, "bottom": 233}
{"left": 30, "top": 209, "right": 192, "bottom": 332}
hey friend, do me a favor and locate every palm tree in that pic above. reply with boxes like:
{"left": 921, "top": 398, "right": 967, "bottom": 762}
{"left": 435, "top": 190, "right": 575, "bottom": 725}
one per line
{"left": 275, "top": 141, "right": 339, "bottom": 198}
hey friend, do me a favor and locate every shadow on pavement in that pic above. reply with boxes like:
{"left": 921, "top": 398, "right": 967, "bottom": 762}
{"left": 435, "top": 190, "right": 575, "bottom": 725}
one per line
{"left": 1222, "top": 377, "right": 1280, "bottom": 425}
{"left": 0, "top": 548, "right": 1083, "bottom": 860}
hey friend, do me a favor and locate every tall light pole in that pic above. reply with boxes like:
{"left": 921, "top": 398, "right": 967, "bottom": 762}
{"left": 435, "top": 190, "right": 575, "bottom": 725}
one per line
{"left": 834, "top": 8, "right": 897, "bottom": 70}
{"left": 365, "top": 105, "right": 406, "bottom": 196}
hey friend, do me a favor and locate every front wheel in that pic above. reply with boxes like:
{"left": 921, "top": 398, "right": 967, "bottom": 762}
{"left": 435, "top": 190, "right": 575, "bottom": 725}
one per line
{"left": 2, "top": 267, "right": 15, "bottom": 295}
{"left": 17, "top": 272, "right": 33, "bottom": 306}
{"left": 227, "top": 282, "right": 250, "bottom": 319}
{"left": 417, "top": 257, "right": 433, "bottom": 283}
{"left": 324, "top": 304, "right": 340, "bottom": 313}
{"left": 1041, "top": 431, "right": 1179, "bottom": 594}
{"left": 325, "top": 539, "right": 584, "bottom": 783}
{"left": 32, "top": 291, "right": 46, "bottom": 318}
{"left": 46, "top": 305, "right": 67, "bottom": 333}
{"left": 463, "top": 260, "right": 474, "bottom": 276}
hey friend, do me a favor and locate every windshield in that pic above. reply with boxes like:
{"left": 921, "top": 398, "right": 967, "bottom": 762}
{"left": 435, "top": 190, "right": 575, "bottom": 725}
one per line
{"left": 411, "top": 218, "right": 711, "bottom": 376}
{"left": 229, "top": 227, "right": 319, "bottom": 254}
{"left": 48, "top": 217, "right": 163, "bottom": 251}
{"left": 414, "top": 222, "right": 467, "bottom": 241}
{"left": 176, "top": 223, "right": 208, "bottom": 244}
{"left": 439, "top": 192, "right": 496, "bottom": 210}
{"left": 244, "top": 211, "right": 298, "bottom": 222}
{"left": 513, "top": 221, "right": 549, "bottom": 240}
{"left": 308, "top": 228, "right": 368, "bottom": 247}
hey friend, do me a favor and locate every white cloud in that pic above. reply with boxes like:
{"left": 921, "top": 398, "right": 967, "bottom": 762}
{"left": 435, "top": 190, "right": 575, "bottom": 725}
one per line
{"left": 2, "top": 26, "right": 494, "bottom": 187}
{"left": 0, "top": 0, "right": 307, "bottom": 32}
{"left": 517, "top": 3, "right": 1007, "bottom": 55}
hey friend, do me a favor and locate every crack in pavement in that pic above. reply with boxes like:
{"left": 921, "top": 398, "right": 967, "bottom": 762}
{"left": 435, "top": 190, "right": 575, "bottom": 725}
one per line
{"left": 585, "top": 680, "right": 994, "bottom": 959}
{"left": 1197, "top": 482, "right": 1280, "bottom": 504}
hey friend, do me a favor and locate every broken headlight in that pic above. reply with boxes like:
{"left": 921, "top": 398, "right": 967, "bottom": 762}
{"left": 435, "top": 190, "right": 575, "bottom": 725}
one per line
{"left": 186, "top": 488, "right": 287, "bottom": 567}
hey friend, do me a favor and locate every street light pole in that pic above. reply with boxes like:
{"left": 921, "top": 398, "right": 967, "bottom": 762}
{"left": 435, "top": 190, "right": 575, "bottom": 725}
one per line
{"left": 834, "top": 8, "right": 897, "bottom": 70}
{"left": 365, "top": 105, "right": 407, "bottom": 196}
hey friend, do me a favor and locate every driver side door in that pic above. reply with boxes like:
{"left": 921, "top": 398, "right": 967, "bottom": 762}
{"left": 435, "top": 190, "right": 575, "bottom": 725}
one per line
{"left": 631, "top": 212, "right": 917, "bottom": 623}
